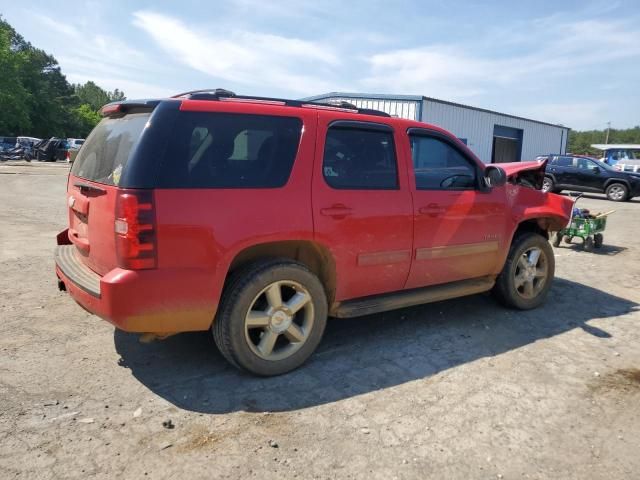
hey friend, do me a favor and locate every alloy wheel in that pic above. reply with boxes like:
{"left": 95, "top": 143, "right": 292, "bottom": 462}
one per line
{"left": 244, "top": 280, "right": 314, "bottom": 361}
{"left": 513, "top": 247, "right": 548, "bottom": 299}
{"left": 608, "top": 185, "right": 625, "bottom": 201}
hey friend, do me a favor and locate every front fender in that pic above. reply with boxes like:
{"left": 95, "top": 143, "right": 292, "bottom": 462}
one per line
{"left": 506, "top": 184, "right": 573, "bottom": 233}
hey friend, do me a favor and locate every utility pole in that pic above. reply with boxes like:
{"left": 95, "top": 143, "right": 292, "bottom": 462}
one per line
{"left": 605, "top": 121, "right": 611, "bottom": 144}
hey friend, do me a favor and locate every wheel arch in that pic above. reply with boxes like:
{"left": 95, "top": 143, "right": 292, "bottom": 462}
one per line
{"left": 512, "top": 218, "right": 551, "bottom": 241}
{"left": 603, "top": 178, "right": 630, "bottom": 190}
{"left": 226, "top": 240, "right": 337, "bottom": 305}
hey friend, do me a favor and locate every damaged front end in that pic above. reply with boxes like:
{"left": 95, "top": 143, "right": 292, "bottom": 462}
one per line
{"left": 501, "top": 159, "right": 573, "bottom": 232}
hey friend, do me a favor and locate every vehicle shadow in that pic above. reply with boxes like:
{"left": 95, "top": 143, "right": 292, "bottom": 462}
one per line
{"left": 114, "top": 278, "right": 637, "bottom": 414}
{"left": 555, "top": 243, "right": 628, "bottom": 256}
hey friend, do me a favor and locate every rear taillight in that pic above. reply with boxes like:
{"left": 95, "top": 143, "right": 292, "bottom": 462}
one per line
{"left": 115, "top": 190, "right": 157, "bottom": 270}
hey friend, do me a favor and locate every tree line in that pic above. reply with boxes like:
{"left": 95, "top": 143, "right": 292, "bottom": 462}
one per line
{"left": 568, "top": 127, "right": 640, "bottom": 156}
{"left": 0, "top": 16, "right": 125, "bottom": 139}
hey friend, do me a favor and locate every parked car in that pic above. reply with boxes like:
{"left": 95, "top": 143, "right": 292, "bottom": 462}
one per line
{"left": 0, "top": 136, "right": 18, "bottom": 152}
{"left": 36, "top": 137, "right": 69, "bottom": 162}
{"left": 64, "top": 138, "right": 85, "bottom": 163}
{"left": 55, "top": 90, "right": 572, "bottom": 376}
{"left": 540, "top": 154, "right": 640, "bottom": 201}
{"left": 67, "top": 138, "right": 85, "bottom": 150}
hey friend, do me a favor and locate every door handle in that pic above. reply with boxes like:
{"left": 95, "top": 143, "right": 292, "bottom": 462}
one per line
{"left": 320, "top": 204, "right": 353, "bottom": 219}
{"left": 419, "top": 203, "right": 444, "bottom": 216}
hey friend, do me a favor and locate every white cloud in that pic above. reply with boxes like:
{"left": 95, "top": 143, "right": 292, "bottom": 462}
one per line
{"left": 362, "top": 17, "right": 640, "bottom": 103}
{"left": 520, "top": 101, "right": 609, "bottom": 131}
{"left": 32, "top": 13, "right": 78, "bottom": 38}
{"left": 132, "top": 11, "right": 340, "bottom": 94}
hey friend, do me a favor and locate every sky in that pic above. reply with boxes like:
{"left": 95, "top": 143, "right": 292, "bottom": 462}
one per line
{"left": 1, "top": 0, "right": 639, "bottom": 131}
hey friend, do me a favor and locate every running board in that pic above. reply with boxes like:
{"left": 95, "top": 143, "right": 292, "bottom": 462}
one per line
{"left": 330, "top": 276, "right": 496, "bottom": 318}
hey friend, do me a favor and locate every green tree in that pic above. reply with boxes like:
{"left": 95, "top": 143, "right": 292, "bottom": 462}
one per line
{"left": 568, "top": 127, "right": 640, "bottom": 156}
{"left": 108, "top": 88, "right": 126, "bottom": 102}
{"left": 71, "top": 103, "right": 102, "bottom": 137}
{"left": 0, "top": 15, "right": 125, "bottom": 138}
{"left": 0, "top": 17, "right": 31, "bottom": 134}
{"left": 74, "top": 81, "right": 111, "bottom": 111}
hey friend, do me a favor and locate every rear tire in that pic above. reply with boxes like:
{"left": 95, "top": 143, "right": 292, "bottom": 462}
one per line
{"left": 606, "top": 183, "right": 628, "bottom": 202}
{"left": 212, "top": 258, "right": 328, "bottom": 376}
{"left": 594, "top": 233, "right": 603, "bottom": 248}
{"left": 542, "top": 176, "right": 554, "bottom": 193}
{"left": 493, "top": 233, "right": 555, "bottom": 310}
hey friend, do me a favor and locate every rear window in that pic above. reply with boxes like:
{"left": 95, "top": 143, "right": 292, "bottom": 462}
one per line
{"left": 156, "top": 112, "right": 302, "bottom": 188}
{"left": 71, "top": 113, "right": 150, "bottom": 185}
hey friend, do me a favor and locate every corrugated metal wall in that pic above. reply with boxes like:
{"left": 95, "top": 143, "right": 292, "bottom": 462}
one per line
{"left": 330, "top": 96, "right": 420, "bottom": 121}
{"left": 421, "top": 99, "right": 568, "bottom": 163}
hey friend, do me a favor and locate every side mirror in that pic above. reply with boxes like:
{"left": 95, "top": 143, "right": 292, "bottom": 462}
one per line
{"left": 592, "top": 166, "right": 600, "bottom": 173}
{"left": 484, "top": 165, "right": 507, "bottom": 188}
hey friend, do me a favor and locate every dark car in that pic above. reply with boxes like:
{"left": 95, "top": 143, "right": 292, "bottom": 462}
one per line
{"left": 36, "top": 137, "right": 69, "bottom": 162}
{"left": 540, "top": 154, "right": 640, "bottom": 202}
{"left": 0, "top": 136, "right": 18, "bottom": 152}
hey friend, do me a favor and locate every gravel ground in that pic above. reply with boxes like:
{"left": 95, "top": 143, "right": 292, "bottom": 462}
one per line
{"left": 1, "top": 160, "right": 639, "bottom": 479}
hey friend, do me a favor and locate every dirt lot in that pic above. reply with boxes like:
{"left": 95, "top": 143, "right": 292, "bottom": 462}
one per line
{"left": 1, "top": 160, "right": 639, "bottom": 479}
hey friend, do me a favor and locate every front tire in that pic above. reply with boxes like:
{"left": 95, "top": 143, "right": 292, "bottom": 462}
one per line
{"left": 493, "top": 233, "right": 555, "bottom": 310}
{"left": 213, "top": 259, "right": 328, "bottom": 376}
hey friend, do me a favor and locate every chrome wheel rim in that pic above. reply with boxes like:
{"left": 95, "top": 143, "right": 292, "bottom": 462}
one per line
{"left": 608, "top": 185, "right": 625, "bottom": 200}
{"left": 542, "top": 178, "right": 552, "bottom": 192}
{"left": 244, "top": 280, "right": 314, "bottom": 361}
{"left": 514, "top": 247, "right": 548, "bottom": 299}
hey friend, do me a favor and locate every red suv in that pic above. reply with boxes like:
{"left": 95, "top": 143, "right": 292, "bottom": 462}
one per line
{"left": 55, "top": 89, "right": 572, "bottom": 376}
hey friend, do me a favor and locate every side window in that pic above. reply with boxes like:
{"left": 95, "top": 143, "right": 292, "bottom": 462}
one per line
{"left": 158, "top": 113, "right": 302, "bottom": 188}
{"left": 555, "top": 156, "right": 573, "bottom": 167}
{"left": 409, "top": 135, "right": 477, "bottom": 190}
{"left": 577, "top": 158, "right": 600, "bottom": 170}
{"left": 322, "top": 127, "right": 398, "bottom": 190}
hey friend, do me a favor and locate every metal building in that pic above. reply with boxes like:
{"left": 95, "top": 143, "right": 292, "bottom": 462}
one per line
{"left": 303, "top": 92, "right": 570, "bottom": 164}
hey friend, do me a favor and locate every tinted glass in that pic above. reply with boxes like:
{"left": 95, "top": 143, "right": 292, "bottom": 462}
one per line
{"left": 410, "top": 135, "right": 476, "bottom": 189}
{"left": 157, "top": 113, "right": 302, "bottom": 188}
{"left": 576, "top": 158, "right": 597, "bottom": 169}
{"left": 555, "top": 156, "right": 573, "bottom": 167}
{"left": 323, "top": 127, "right": 398, "bottom": 189}
{"left": 71, "top": 113, "right": 150, "bottom": 186}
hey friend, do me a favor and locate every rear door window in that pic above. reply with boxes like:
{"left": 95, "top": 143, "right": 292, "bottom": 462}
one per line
{"left": 157, "top": 113, "right": 302, "bottom": 188}
{"left": 322, "top": 127, "right": 398, "bottom": 190}
{"left": 71, "top": 113, "right": 150, "bottom": 185}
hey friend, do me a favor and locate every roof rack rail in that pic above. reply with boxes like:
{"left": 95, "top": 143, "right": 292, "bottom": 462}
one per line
{"left": 171, "top": 88, "right": 236, "bottom": 99}
{"left": 172, "top": 89, "right": 390, "bottom": 117}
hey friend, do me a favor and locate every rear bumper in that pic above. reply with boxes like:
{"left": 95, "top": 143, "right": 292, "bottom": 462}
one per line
{"left": 55, "top": 243, "right": 218, "bottom": 334}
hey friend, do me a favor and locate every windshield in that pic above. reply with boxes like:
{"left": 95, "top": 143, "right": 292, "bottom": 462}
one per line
{"left": 71, "top": 113, "right": 150, "bottom": 185}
